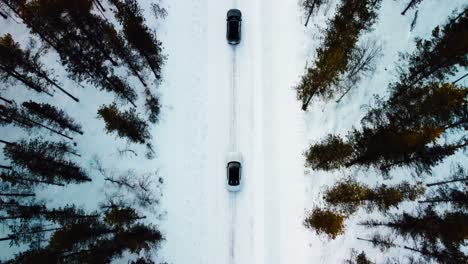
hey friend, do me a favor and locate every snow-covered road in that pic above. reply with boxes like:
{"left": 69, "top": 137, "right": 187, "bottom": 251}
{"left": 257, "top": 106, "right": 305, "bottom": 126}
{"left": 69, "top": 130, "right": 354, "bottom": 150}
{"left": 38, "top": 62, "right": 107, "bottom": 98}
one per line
{"left": 156, "top": 0, "right": 310, "bottom": 263}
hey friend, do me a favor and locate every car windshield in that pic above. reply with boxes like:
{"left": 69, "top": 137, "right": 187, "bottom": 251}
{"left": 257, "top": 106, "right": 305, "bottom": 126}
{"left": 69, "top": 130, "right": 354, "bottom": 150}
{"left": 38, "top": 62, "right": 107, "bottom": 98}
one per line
{"left": 228, "top": 21, "right": 239, "bottom": 39}
{"left": 228, "top": 162, "right": 240, "bottom": 186}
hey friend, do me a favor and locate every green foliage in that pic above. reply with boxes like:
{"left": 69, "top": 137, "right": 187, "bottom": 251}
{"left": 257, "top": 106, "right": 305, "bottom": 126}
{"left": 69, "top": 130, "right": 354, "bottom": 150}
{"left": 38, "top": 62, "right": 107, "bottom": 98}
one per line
{"left": 305, "top": 134, "right": 352, "bottom": 170}
{"left": 3, "top": 138, "right": 91, "bottom": 184}
{"left": 324, "top": 178, "right": 425, "bottom": 214}
{"left": 399, "top": 8, "right": 468, "bottom": 85}
{"left": 361, "top": 207, "right": 468, "bottom": 260}
{"left": 0, "top": 33, "right": 51, "bottom": 94}
{"left": 297, "top": 0, "right": 382, "bottom": 110}
{"left": 110, "top": 0, "right": 165, "bottom": 80}
{"left": 7, "top": 206, "right": 163, "bottom": 264}
{"left": 97, "top": 103, "right": 150, "bottom": 145}
{"left": 7, "top": 0, "right": 138, "bottom": 105}
{"left": 304, "top": 208, "right": 345, "bottom": 239}
{"left": 22, "top": 101, "right": 83, "bottom": 134}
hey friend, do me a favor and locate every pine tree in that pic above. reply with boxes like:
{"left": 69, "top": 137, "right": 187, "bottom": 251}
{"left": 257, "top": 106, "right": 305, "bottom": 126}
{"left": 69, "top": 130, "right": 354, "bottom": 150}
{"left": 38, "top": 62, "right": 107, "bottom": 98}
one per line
{"left": 1, "top": 99, "right": 74, "bottom": 140}
{"left": 304, "top": 208, "right": 345, "bottom": 239}
{"left": 324, "top": 178, "right": 424, "bottom": 214}
{"left": 2, "top": 0, "right": 138, "bottom": 106}
{"left": 364, "top": 82, "right": 467, "bottom": 133}
{"left": 21, "top": 101, "right": 83, "bottom": 135}
{"left": 144, "top": 87, "right": 161, "bottom": 124}
{"left": 360, "top": 207, "right": 468, "bottom": 258}
{"left": 304, "top": 134, "right": 352, "bottom": 170}
{"left": 308, "top": 83, "right": 467, "bottom": 173}
{"left": 395, "top": 8, "right": 468, "bottom": 95}
{"left": 7, "top": 206, "right": 163, "bottom": 264}
{"left": 0, "top": 33, "right": 79, "bottom": 101}
{"left": 2, "top": 138, "right": 91, "bottom": 185}
{"left": 421, "top": 168, "right": 468, "bottom": 210}
{"left": 97, "top": 103, "right": 154, "bottom": 157}
{"left": 0, "top": 33, "right": 51, "bottom": 96}
{"left": 109, "top": 0, "right": 165, "bottom": 80}
{"left": 296, "top": 0, "right": 382, "bottom": 110}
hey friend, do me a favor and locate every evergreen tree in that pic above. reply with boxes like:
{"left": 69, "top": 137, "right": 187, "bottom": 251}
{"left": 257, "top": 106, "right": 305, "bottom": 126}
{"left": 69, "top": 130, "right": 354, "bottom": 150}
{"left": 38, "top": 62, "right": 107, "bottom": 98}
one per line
{"left": 395, "top": 8, "right": 468, "bottom": 95}
{"left": 2, "top": 0, "right": 138, "bottom": 106}
{"left": 7, "top": 206, "right": 164, "bottom": 264}
{"left": 2, "top": 138, "right": 91, "bottom": 185}
{"left": 344, "top": 249, "right": 374, "bottom": 264}
{"left": 421, "top": 168, "right": 468, "bottom": 210}
{"left": 304, "top": 134, "right": 352, "bottom": 170}
{"left": 0, "top": 33, "right": 79, "bottom": 101}
{"left": 0, "top": 33, "right": 51, "bottom": 96}
{"left": 296, "top": 0, "right": 382, "bottom": 110}
{"left": 307, "top": 81, "right": 467, "bottom": 173}
{"left": 1, "top": 99, "right": 74, "bottom": 140}
{"left": 304, "top": 208, "right": 345, "bottom": 239}
{"left": 364, "top": 82, "right": 467, "bottom": 133}
{"left": 144, "top": 87, "right": 161, "bottom": 124}
{"left": 109, "top": 0, "right": 165, "bottom": 80}
{"left": 360, "top": 207, "right": 468, "bottom": 259}
{"left": 97, "top": 103, "right": 154, "bottom": 157}
{"left": 21, "top": 101, "right": 83, "bottom": 135}
{"left": 324, "top": 178, "right": 424, "bottom": 214}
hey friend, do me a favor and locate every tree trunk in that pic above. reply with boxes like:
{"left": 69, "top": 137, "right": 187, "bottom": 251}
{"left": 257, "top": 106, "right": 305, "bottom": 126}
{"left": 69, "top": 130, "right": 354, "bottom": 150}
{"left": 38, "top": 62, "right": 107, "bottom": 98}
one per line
{"left": 143, "top": 53, "right": 161, "bottom": 80}
{"left": 426, "top": 177, "right": 468, "bottom": 187}
{"left": 452, "top": 72, "right": 468, "bottom": 84}
{"left": 0, "top": 165, "right": 13, "bottom": 170}
{"left": 0, "top": 172, "right": 65, "bottom": 187}
{"left": 304, "top": 0, "right": 318, "bottom": 27}
{"left": 0, "top": 10, "right": 7, "bottom": 19}
{"left": 418, "top": 198, "right": 468, "bottom": 204}
{"left": 0, "top": 139, "right": 13, "bottom": 145}
{"left": 22, "top": 115, "right": 74, "bottom": 140}
{"left": 0, "top": 64, "right": 53, "bottom": 96}
{"left": 0, "top": 96, "right": 13, "bottom": 104}
{"left": 100, "top": 73, "right": 137, "bottom": 107}
{"left": 33, "top": 70, "right": 79, "bottom": 102}
{"left": 0, "top": 227, "right": 61, "bottom": 242}
{"left": 301, "top": 88, "right": 318, "bottom": 111}
{"left": 0, "top": 193, "right": 35, "bottom": 197}
{"left": 401, "top": 0, "right": 417, "bottom": 16}
{"left": 0, "top": 0, "right": 60, "bottom": 50}
{"left": 93, "top": 0, "right": 106, "bottom": 12}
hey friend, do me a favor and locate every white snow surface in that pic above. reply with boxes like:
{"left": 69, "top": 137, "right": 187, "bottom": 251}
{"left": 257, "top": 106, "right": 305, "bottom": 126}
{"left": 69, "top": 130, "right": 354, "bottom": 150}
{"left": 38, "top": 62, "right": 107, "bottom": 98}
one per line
{"left": 1, "top": 0, "right": 467, "bottom": 263}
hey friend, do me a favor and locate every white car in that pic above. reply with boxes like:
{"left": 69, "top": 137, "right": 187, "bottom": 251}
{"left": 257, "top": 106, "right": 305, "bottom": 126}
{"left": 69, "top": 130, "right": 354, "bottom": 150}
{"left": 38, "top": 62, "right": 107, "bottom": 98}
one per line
{"left": 226, "top": 152, "right": 242, "bottom": 192}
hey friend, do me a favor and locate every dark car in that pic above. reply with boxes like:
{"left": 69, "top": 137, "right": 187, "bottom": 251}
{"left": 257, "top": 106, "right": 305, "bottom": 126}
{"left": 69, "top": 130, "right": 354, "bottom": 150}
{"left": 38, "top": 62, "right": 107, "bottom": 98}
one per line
{"left": 226, "top": 152, "right": 242, "bottom": 191}
{"left": 226, "top": 9, "right": 242, "bottom": 45}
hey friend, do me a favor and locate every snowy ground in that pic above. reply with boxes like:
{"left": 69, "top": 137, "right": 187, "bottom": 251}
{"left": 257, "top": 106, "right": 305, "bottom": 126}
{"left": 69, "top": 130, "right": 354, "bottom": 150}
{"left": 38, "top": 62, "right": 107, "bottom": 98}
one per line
{"left": 156, "top": 0, "right": 467, "bottom": 263}
{"left": 1, "top": 0, "right": 467, "bottom": 263}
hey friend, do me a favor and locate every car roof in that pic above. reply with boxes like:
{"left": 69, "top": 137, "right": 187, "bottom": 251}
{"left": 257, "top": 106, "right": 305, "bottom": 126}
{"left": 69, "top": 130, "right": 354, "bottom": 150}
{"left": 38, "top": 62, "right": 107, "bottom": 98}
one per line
{"left": 227, "top": 9, "right": 242, "bottom": 18}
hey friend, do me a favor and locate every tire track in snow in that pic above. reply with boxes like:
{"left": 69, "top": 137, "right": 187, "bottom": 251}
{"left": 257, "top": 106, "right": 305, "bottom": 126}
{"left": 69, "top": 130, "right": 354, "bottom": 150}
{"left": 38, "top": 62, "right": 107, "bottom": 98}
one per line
{"left": 228, "top": 42, "right": 239, "bottom": 264}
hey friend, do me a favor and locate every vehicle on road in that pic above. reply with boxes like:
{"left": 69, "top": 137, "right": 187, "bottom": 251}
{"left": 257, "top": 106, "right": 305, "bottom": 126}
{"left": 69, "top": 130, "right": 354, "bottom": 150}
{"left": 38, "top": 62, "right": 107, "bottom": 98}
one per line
{"left": 226, "top": 152, "right": 243, "bottom": 191}
{"left": 226, "top": 9, "right": 242, "bottom": 45}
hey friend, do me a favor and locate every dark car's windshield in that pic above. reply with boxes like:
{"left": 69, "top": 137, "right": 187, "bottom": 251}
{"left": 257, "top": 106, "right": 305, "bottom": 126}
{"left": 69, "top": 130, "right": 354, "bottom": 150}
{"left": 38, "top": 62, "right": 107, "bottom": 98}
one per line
{"left": 228, "top": 20, "right": 240, "bottom": 40}
{"left": 228, "top": 162, "right": 240, "bottom": 186}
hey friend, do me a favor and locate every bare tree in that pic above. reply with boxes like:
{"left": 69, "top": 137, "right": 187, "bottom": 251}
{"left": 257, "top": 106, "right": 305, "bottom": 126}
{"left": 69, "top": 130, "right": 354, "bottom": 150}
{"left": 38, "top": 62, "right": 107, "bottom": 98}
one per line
{"left": 336, "top": 39, "right": 382, "bottom": 103}
{"left": 91, "top": 157, "right": 162, "bottom": 211}
{"left": 150, "top": 1, "right": 167, "bottom": 20}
